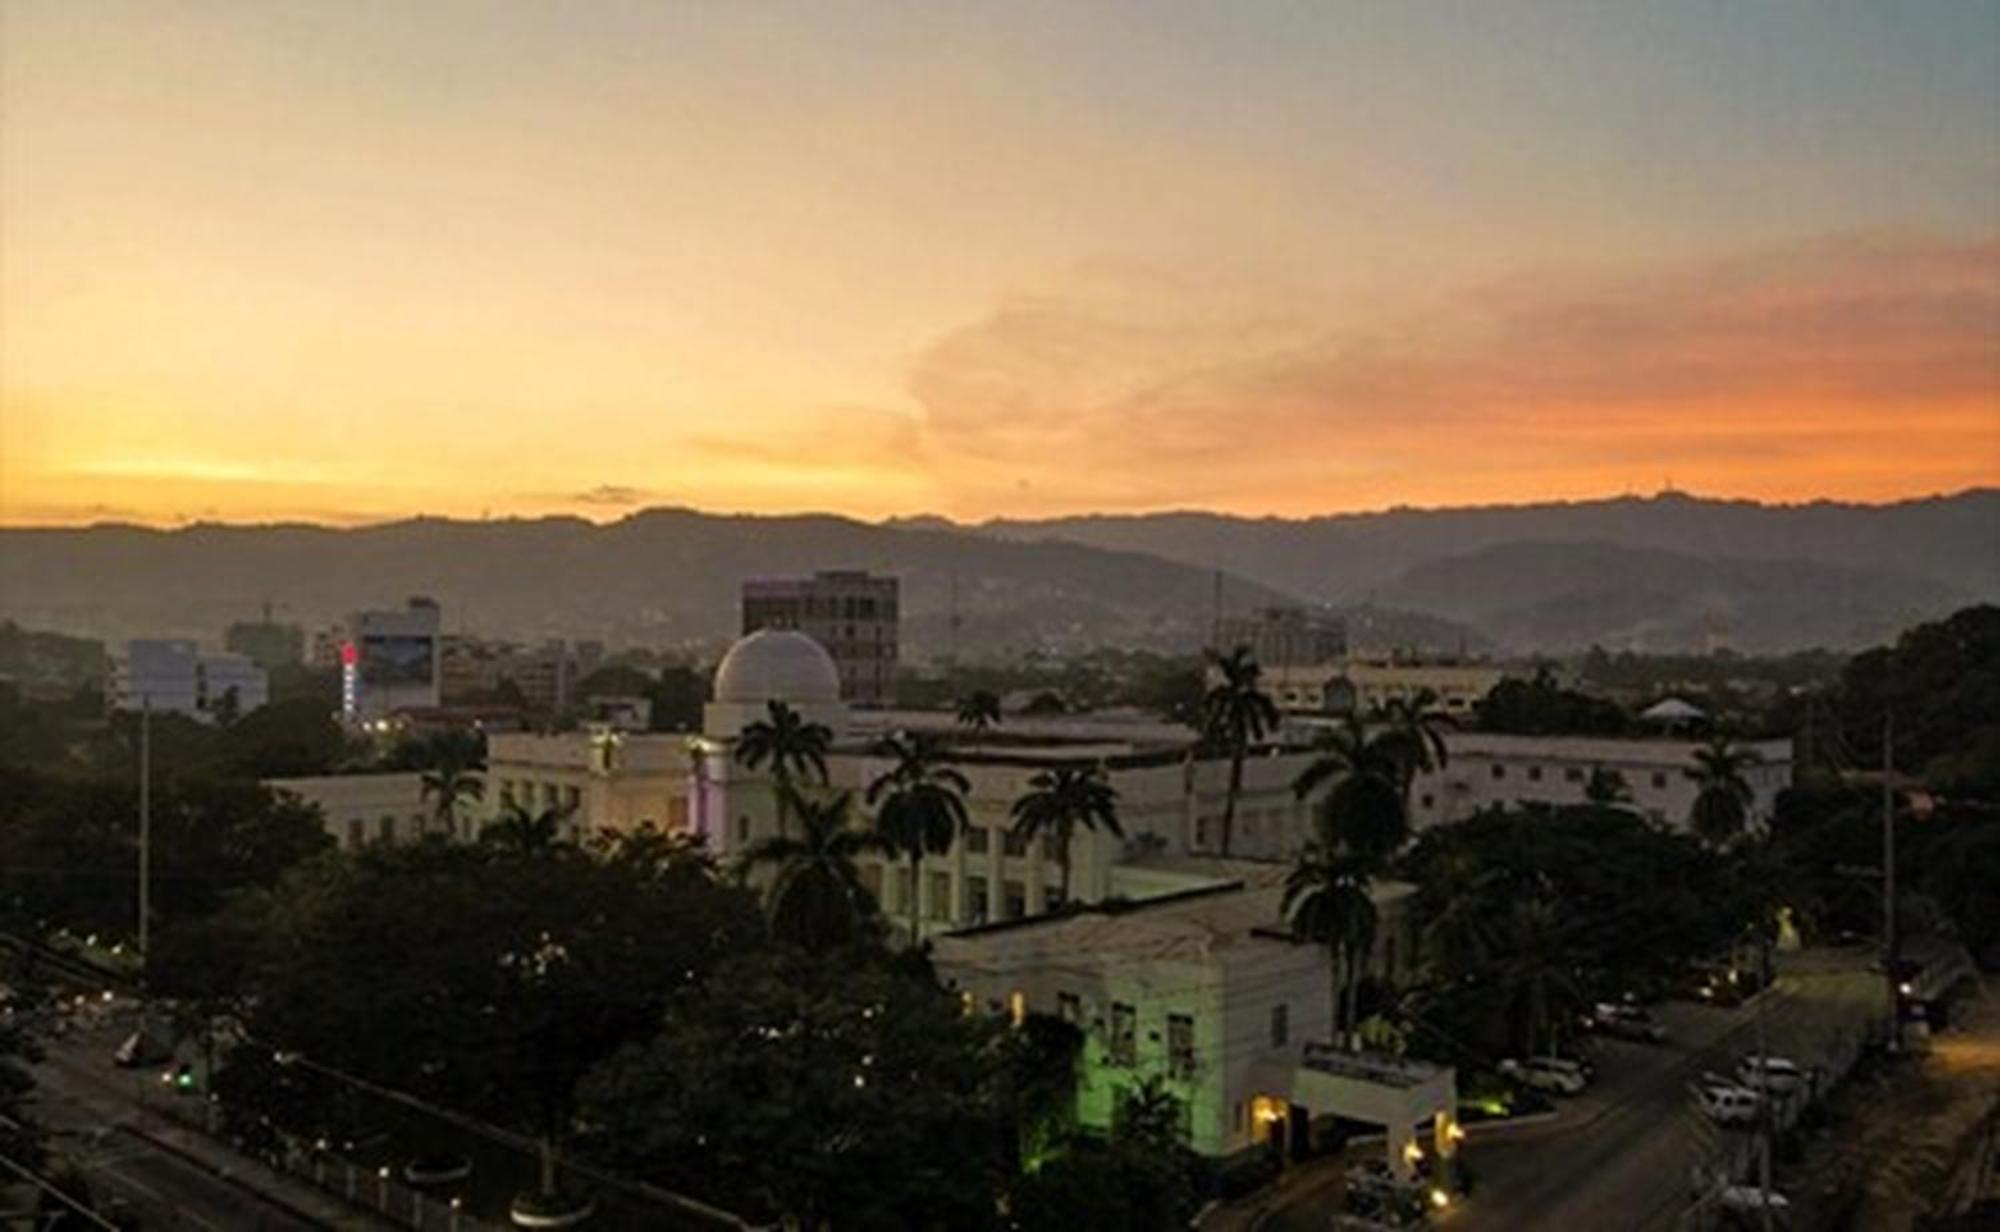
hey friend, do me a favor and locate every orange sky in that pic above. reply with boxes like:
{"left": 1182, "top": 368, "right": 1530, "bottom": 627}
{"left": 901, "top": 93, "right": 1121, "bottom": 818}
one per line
{"left": 3, "top": 3, "right": 1996, "bottom": 527}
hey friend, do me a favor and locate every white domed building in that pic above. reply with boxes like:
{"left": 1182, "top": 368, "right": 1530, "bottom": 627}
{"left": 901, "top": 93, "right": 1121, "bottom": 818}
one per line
{"left": 705, "top": 628, "right": 849, "bottom": 737}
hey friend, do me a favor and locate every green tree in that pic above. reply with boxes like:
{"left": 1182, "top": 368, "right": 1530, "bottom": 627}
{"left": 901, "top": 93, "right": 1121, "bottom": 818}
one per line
{"left": 1010, "top": 765, "right": 1123, "bottom": 906}
{"left": 740, "top": 791, "right": 888, "bottom": 952}
{"left": 866, "top": 732, "right": 970, "bottom": 943}
{"left": 1688, "top": 732, "right": 1760, "bottom": 847}
{"left": 955, "top": 690, "right": 1003, "bottom": 734}
{"left": 732, "top": 700, "right": 832, "bottom": 836}
{"left": 1499, "top": 896, "right": 1582, "bottom": 1056}
{"left": 577, "top": 950, "right": 1013, "bottom": 1229}
{"left": 1291, "top": 712, "right": 1401, "bottom": 802}
{"left": 1200, "top": 646, "right": 1280, "bottom": 857}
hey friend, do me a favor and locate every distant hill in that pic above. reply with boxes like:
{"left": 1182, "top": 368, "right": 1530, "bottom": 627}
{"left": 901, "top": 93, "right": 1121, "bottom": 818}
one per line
{"left": 1375, "top": 541, "right": 1964, "bottom": 654}
{"left": 954, "top": 489, "right": 1997, "bottom": 651}
{"left": 0, "top": 511, "right": 1323, "bottom": 659}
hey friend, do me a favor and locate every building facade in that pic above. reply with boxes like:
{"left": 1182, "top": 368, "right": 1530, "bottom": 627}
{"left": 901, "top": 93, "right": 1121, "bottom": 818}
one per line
{"left": 342, "top": 598, "right": 443, "bottom": 722}
{"left": 1408, "top": 731, "right": 1795, "bottom": 830}
{"left": 263, "top": 772, "right": 443, "bottom": 850}
{"left": 109, "top": 639, "right": 269, "bottom": 722}
{"left": 740, "top": 571, "right": 899, "bottom": 704}
{"left": 485, "top": 729, "right": 693, "bottom": 839}
{"left": 1262, "top": 658, "right": 1512, "bottom": 719}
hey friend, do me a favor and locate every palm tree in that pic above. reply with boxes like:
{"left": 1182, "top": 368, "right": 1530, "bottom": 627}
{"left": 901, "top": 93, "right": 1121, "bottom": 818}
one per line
{"left": 1284, "top": 841, "right": 1379, "bottom": 1049}
{"left": 955, "top": 691, "right": 1003, "bottom": 734}
{"left": 740, "top": 790, "right": 888, "bottom": 951}
{"left": 733, "top": 700, "right": 832, "bottom": 837}
{"left": 420, "top": 763, "right": 485, "bottom": 839}
{"left": 1009, "top": 764, "right": 1122, "bottom": 906}
{"left": 1418, "top": 847, "right": 1502, "bottom": 981}
{"left": 481, "top": 799, "right": 575, "bottom": 855}
{"left": 1291, "top": 712, "right": 1400, "bottom": 801}
{"left": 1688, "top": 732, "right": 1761, "bottom": 847}
{"left": 866, "top": 731, "right": 971, "bottom": 942}
{"left": 1200, "top": 646, "right": 1280, "bottom": 857}
{"left": 1295, "top": 713, "right": 1410, "bottom": 869}
{"left": 1499, "top": 896, "right": 1581, "bottom": 1056}
{"left": 1374, "top": 689, "right": 1450, "bottom": 803}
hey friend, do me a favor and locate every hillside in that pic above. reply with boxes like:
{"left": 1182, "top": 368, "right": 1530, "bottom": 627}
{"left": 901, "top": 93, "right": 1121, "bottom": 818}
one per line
{"left": 967, "top": 489, "right": 2000, "bottom": 606}
{"left": 0, "top": 512, "right": 1319, "bottom": 659}
{"left": 1375, "top": 541, "right": 1964, "bottom": 654}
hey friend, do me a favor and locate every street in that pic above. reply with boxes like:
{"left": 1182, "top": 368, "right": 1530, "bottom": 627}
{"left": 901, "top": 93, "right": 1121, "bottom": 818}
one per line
{"left": 1265, "top": 949, "right": 1884, "bottom": 1231}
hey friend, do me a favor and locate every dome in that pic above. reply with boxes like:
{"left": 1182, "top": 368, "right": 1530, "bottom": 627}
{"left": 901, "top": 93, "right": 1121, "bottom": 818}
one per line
{"left": 713, "top": 629, "right": 842, "bottom": 706}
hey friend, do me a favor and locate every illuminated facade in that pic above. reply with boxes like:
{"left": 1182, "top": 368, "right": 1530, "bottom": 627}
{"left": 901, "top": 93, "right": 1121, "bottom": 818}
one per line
{"left": 341, "top": 598, "right": 443, "bottom": 723}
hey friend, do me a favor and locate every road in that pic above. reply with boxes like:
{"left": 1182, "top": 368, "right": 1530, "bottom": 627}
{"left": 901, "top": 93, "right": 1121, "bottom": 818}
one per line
{"left": 1267, "top": 950, "right": 1883, "bottom": 1231}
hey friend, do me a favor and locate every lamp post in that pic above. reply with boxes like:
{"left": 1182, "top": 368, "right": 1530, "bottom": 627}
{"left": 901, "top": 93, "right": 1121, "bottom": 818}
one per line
{"left": 138, "top": 694, "right": 151, "bottom": 961}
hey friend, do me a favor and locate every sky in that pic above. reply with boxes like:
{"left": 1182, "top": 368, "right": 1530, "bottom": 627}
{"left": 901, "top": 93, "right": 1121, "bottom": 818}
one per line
{"left": 3, "top": 0, "right": 1996, "bottom": 526}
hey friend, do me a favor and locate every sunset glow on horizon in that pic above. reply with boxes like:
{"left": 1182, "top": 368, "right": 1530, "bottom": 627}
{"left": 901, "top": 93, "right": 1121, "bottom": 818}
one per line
{"left": 3, "top": 1, "right": 1996, "bottom": 528}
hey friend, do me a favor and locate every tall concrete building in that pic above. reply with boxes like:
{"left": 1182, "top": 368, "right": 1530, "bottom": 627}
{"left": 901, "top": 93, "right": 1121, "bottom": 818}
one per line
{"left": 342, "top": 598, "right": 443, "bottom": 723}
{"left": 740, "top": 570, "right": 898, "bottom": 704}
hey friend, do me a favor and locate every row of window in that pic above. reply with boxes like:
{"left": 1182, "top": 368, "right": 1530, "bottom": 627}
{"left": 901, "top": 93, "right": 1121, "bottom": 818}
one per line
{"left": 341, "top": 812, "right": 468, "bottom": 848}
{"left": 496, "top": 779, "right": 583, "bottom": 814}
{"left": 1037, "top": 992, "right": 1199, "bottom": 1081}
{"left": 1484, "top": 763, "right": 1673, "bottom": 789}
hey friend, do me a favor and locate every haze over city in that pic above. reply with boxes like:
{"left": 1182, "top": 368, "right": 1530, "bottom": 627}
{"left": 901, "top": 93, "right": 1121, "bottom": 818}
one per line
{"left": 4, "top": 1, "right": 1997, "bottom": 526}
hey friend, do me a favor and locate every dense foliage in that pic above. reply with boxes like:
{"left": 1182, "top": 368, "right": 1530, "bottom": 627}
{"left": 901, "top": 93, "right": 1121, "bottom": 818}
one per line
{"left": 1836, "top": 604, "right": 2000, "bottom": 799}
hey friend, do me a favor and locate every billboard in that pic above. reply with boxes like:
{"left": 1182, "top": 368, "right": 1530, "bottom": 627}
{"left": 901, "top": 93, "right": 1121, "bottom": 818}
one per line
{"left": 358, "top": 634, "right": 436, "bottom": 687}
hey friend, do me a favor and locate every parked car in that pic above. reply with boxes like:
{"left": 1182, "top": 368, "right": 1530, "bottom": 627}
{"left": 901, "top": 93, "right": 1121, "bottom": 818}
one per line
{"left": 1691, "top": 1078, "right": 1761, "bottom": 1127}
{"left": 1498, "top": 1056, "right": 1590, "bottom": 1096}
{"left": 1591, "top": 1002, "right": 1668, "bottom": 1043}
{"left": 1717, "top": 1184, "right": 1792, "bottom": 1226}
{"left": 1735, "top": 1055, "right": 1806, "bottom": 1095}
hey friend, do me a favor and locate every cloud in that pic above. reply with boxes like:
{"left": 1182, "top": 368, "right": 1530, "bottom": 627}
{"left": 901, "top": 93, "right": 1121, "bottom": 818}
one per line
{"left": 571, "top": 484, "right": 654, "bottom": 507}
{"left": 904, "top": 236, "right": 2000, "bottom": 512}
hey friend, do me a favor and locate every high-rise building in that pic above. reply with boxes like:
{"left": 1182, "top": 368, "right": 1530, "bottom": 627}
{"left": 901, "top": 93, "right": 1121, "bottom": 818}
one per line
{"left": 224, "top": 614, "right": 304, "bottom": 672}
{"left": 342, "top": 598, "right": 443, "bottom": 723}
{"left": 740, "top": 570, "right": 899, "bottom": 704}
{"left": 109, "top": 639, "right": 268, "bottom": 722}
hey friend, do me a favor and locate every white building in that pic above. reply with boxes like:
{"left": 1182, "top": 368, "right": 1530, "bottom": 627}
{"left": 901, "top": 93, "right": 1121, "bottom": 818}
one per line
{"left": 1408, "top": 731, "right": 1794, "bottom": 830}
{"left": 691, "top": 629, "right": 1329, "bottom": 927}
{"left": 1262, "top": 658, "right": 1512, "bottom": 718}
{"left": 264, "top": 772, "right": 444, "bottom": 850}
{"left": 109, "top": 639, "right": 269, "bottom": 723}
{"left": 485, "top": 729, "right": 693, "bottom": 840}
{"left": 933, "top": 863, "right": 1456, "bottom": 1174}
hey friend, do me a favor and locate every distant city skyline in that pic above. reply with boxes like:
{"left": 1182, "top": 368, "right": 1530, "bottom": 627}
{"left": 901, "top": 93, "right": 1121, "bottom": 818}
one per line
{"left": 4, "top": 1, "right": 1996, "bottom": 527}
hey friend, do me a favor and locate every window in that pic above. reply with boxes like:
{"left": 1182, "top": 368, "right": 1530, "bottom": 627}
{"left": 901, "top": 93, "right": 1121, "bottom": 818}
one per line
{"left": 1419, "top": 794, "right": 1435, "bottom": 810}
{"left": 733, "top": 814, "right": 749, "bottom": 845}
{"left": 1526, "top": 765, "right": 1543, "bottom": 782}
{"left": 499, "top": 780, "right": 515, "bottom": 807}
{"left": 564, "top": 785, "right": 581, "bottom": 811}
{"left": 929, "top": 872, "right": 952, "bottom": 921}
{"left": 861, "top": 864, "right": 884, "bottom": 901}
{"left": 1168, "top": 1014, "right": 1196, "bottom": 1080}
{"left": 346, "top": 818, "right": 365, "bottom": 849}
{"left": 1003, "top": 829, "right": 1029, "bottom": 858}
{"left": 966, "top": 876, "right": 989, "bottom": 923}
{"left": 1110, "top": 1002, "right": 1137, "bottom": 1066}
{"left": 1003, "top": 880, "right": 1026, "bottom": 920}
{"left": 1564, "top": 767, "right": 1585, "bottom": 783}
{"left": 1269, "top": 1003, "right": 1289, "bottom": 1048}
{"left": 1491, "top": 764, "right": 1506, "bottom": 780}
{"left": 378, "top": 815, "right": 397, "bottom": 843}
{"left": 894, "top": 868, "right": 912, "bottom": 913}
{"left": 965, "top": 826, "right": 990, "bottom": 854}
{"left": 1651, "top": 771, "right": 1668, "bottom": 789}
{"left": 1057, "top": 991, "right": 1082, "bottom": 1024}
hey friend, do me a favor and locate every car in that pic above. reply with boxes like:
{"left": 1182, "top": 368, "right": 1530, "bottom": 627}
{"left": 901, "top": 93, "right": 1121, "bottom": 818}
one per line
{"left": 1592, "top": 1002, "right": 1668, "bottom": 1043}
{"left": 1498, "top": 1056, "right": 1590, "bottom": 1096}
{"left": 1736, "top": 1054, "right": 1806, "bottom": 1095}
{"left": 1691, "top": 1079, "right": 1761, "bottom": 1127}
{"left": 1717, "top": 1185, "right": 1791, "bottom": 1226}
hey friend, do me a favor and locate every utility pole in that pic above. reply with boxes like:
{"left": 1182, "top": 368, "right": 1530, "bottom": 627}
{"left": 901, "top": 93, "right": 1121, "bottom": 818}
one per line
{"left": 138, "top": 694, "right": 151, "bottom": 961}
{"left": 1752, "top": 923, "right": 1774, "bottom": 1232}
{"left": 1883, "top": 712, "right": 1898, "bottom": 1053}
